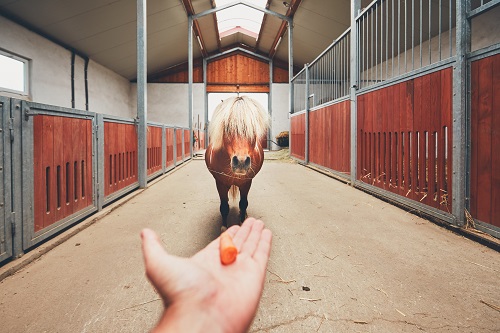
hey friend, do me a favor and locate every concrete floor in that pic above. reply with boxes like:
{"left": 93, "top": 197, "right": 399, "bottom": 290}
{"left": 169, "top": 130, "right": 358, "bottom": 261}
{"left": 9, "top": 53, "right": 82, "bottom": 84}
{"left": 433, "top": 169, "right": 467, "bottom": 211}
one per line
{"left": 0, "top": 154, "right": 499, "bottom": 333}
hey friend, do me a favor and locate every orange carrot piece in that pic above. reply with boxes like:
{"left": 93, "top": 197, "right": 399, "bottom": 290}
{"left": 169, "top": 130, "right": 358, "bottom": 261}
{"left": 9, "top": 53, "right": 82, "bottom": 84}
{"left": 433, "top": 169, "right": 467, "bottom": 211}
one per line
{"left": 220, "top": 232, "right": 238, "bottom": 265}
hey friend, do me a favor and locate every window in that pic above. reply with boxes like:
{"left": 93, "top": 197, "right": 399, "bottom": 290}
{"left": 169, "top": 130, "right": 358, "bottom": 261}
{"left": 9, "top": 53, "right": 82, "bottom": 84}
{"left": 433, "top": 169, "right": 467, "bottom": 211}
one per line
{"left": 0, "top": 50, "right": 28, "bottom": 95}
{"left": 215, "top": 0, "right": 267, "bottom": 40}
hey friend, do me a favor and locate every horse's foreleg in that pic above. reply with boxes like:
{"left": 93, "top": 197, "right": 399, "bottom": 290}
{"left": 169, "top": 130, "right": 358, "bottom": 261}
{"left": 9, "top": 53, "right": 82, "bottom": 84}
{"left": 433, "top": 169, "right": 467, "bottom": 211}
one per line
{"left": 216, "top": 180, "right": 231, "bottom": 230}
{"left": 238, "top": 180, "right": 252, "bottom": 223}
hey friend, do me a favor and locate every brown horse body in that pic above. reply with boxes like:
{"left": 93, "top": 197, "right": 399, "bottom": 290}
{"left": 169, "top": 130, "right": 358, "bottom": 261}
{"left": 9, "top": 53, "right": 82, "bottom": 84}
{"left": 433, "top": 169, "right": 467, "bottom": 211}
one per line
{"left": 205, "top": 96, "right": 269, "bottom": 230}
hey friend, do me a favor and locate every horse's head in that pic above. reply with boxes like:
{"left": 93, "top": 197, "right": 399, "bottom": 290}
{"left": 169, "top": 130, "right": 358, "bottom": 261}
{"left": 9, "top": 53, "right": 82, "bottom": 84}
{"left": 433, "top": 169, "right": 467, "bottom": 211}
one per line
{"left": 208, "top": 96, "right": 269, "bottom": 177}
{"left": 224, "top": 133, "right": 256, "bottom": 175}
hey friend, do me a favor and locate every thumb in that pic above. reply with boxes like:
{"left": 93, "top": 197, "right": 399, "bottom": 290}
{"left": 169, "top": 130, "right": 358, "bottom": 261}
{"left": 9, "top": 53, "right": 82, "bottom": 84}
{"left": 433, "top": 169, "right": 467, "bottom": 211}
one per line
{"left": 141, "top": 228, "right": 183, "bottom": 300}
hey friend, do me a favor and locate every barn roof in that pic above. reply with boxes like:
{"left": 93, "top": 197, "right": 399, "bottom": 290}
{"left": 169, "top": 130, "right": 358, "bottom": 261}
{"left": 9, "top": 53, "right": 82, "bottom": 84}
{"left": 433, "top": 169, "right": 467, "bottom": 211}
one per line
{"left": 0, "top": 0, "right": 367, "bottom": 81}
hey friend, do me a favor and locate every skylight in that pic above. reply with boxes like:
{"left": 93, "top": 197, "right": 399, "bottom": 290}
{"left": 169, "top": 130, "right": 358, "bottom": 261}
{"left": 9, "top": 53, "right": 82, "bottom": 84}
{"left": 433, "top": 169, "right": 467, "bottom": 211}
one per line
{"left": 215, "top": 0, "right": 267, "bottom": 40}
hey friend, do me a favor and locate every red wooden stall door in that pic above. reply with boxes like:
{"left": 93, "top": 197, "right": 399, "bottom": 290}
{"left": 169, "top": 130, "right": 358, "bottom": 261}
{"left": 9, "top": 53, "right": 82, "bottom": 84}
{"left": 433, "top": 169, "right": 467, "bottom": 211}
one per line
{"left": 290, "top": 114, "right": 305, "bottom": 160}
{"left": 470, "top": 54, "right": 500, "bottom": 228}
{"left": 357, "top": 68, "right": 452, "bottom": 213}
{"left": 104, "top": 122, "right": 138, "bottom": 197}
{"left": 34, "top": 115, "right": 93, "bottom": 232}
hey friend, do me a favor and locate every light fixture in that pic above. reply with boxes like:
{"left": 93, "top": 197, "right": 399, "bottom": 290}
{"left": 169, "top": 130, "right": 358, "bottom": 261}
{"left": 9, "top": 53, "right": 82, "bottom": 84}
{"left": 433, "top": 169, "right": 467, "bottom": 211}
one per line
{"left": 197, "top": 35, "right": 203, "bottom": 50}
{"left": 282, "top": 1, "right": 290, "bottom": 8}
{"left": 274, "top": 37, "right": 282, "bottom": 51}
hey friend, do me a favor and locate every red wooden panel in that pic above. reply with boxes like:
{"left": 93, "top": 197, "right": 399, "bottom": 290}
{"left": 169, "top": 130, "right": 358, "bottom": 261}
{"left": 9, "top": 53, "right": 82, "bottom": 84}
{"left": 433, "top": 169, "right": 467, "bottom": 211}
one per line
{"left": 33, "top": 115, "right": 93, "bottom": 233}
{"left": 470, "top": 60, "right": 479, "bottom": 218}
{"left": 166, "top": 128, "right": 174, "bottom": 167}
{"left": 290, "top": 114, "right": 305, "bottom": 160}
{"left": 176, "top": 129, "right": 183, "bottom": 160}
{"left": 184, "top": 129, "right": 191, "bottom": 157}
{"left": 43, "top": 116, "right": 55, "bottom": 228}
{"left": 356, "top": 68, "right": 452, "bottom": 212}
{"left": 147, "top": 126, "right": 162, "bottom": 175}
{"left": 104, "top": 122, "right": 137, "bottom": 197}
{"left": 492, "top": 54, "right": 500, "bottom": 227}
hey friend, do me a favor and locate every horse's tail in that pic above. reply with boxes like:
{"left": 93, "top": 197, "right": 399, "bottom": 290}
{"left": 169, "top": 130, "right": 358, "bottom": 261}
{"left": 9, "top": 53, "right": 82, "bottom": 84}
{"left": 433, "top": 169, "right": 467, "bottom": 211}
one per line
{"left": 230, "top": 185, "right": 238, "bottom": 201}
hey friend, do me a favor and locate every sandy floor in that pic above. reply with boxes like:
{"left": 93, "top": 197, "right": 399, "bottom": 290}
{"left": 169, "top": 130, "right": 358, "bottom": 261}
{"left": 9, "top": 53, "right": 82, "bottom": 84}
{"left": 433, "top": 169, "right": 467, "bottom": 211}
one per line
{"left": 0, "top": 155, "right": 499, "bottom": 332}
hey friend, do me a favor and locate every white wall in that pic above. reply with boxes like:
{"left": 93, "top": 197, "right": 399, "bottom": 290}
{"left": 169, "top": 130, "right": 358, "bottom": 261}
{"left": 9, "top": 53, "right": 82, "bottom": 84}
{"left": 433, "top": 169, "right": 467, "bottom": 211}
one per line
{"left": 1, "top": 15, "right": 72, "bottom": 106}
{"left": 0, "top": 16, "right": 134, "bottom": 118}
{"left": 142, "top": 83, "right": 204, "bottom": 128}
{"left": 271, "top": 83, "right": 290, "bottom": 150}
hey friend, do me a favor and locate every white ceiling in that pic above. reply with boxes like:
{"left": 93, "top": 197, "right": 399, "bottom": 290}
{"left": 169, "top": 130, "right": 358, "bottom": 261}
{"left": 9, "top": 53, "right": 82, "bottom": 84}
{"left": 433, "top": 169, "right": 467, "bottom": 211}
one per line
{"left": 0, "top": 0, "right": 363, "bottom": 80}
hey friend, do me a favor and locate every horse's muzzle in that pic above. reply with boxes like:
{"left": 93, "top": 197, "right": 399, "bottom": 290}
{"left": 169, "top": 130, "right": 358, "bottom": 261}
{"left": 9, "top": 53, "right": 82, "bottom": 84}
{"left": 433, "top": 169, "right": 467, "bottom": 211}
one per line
{"left": 231, "top": 155, "right": 251, "bottom": 175}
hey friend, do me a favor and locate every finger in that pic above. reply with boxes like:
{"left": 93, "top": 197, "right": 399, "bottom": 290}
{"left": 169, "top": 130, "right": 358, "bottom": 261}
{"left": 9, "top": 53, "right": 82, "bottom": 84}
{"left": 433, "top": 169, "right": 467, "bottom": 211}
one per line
{"left": 200, "top": 225, "right": 240, "bottom": 254}
{"left": 253, "top": 228, "right": 272, "bottom": 271}
{"left": 141, "top": 229, "right": 181, "bottom": 298}
{"left": 240, "top": 219, "right": 264, "bottom": 256}
{"left": 232, "top": 218, "right": 255, "bottom": 251}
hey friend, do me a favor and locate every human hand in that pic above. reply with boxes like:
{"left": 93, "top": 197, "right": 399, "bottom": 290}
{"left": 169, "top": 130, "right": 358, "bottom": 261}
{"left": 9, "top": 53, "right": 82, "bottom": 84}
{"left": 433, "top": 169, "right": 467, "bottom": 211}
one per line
{"left": 141, "top": 218, "right": 272, "bottom": 333}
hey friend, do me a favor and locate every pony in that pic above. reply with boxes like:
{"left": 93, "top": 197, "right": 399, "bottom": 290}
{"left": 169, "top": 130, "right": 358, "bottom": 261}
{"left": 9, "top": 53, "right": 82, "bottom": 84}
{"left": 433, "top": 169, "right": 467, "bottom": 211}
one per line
{"left": 205, "top": 96, "right": 269, "bottom": 231}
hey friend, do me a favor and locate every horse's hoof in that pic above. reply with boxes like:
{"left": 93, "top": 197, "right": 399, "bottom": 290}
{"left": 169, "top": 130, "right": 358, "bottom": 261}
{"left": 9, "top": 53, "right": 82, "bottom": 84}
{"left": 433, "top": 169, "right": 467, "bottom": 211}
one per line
{"left": 221, "top": 226, "right": 227, "bottom": 233}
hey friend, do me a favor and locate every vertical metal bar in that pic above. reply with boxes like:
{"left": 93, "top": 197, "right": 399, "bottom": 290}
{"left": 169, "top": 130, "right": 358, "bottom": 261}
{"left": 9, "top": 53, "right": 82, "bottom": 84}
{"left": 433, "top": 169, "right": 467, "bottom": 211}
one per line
{"left": 392, "top": 0, "right": 394, "bottom": 77}
{"left": 386, "top": 0, "right": 389, "bottom": 80}
{"left": 96, "top": 114, "right": 104, "bottom": 211}
{"left": 375, "top": 4, "right": 378, "bottom": 83}
{"left": 269, "top": 59, "right": 273, "bottom": 150}
{"left": 188, "top": 16, "right": 194, "bottom": 159}
{"left": 439, "top": 0, "right": 442, "bottom": 60}
{"left": 137, "top": 0, "right": 147, "bottom": 189}
{"left": 429, "top": 0, "right": 432, "bottom": 64}
{"left": 351, "top": 0, "right": 361, "bottom": 186}
{"left": 305, "top": 64, "right": 310, "bottom": 164}
{"left": 288, "top": 20, "right": 294, "bottom": 116}
{"left": 359, "top": 19, "right": 363, "bottom": 88}
{"left": 203, "top": 58, "right": 208, "bottom": 149}
{"left": 420, "top": 0, "right": 423, "bottom": 68}
{"left": 405, "top": 0, "right": 407, "bottom": 72}
{"left": 371, "top": 8, "right": 374, "bottom": 85}
{"left": 412, "top": 0, "right": 415, "bottom": 70}
{"left": 400, "top": 0, "right": 403, "bottom": 74}
{"left": 449, "top": 0, "right": 452, "bottom": 57}
{"left": 162, "top": 125, "right": 166, "bottom": 173}
{"left": 452, "top": 0, "right": 470, "bottom": 226}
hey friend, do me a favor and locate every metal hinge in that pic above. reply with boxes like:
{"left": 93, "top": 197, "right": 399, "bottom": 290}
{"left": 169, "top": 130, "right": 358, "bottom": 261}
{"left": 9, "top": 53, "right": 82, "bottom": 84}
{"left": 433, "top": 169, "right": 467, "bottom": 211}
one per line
{"left": 8, "top": 118, "right": 14, "bottom": 142}
{"left": 11, "top": 213, "right": 15, "bottom": 236}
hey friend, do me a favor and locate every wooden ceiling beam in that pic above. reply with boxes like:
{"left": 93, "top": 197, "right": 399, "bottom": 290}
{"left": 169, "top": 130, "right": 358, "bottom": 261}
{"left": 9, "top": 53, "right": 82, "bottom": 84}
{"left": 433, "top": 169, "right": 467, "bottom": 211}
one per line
{"left": 181, "top": 0, "right": 208, "bottom": 58}
{"left": 268, "top": 0, "right": 302, "bottom": 59}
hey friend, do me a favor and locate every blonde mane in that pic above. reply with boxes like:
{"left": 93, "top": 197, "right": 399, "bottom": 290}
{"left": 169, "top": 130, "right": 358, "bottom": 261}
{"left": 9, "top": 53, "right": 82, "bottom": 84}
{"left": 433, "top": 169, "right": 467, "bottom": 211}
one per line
{"left": 208, "top": 96, "right": 270, "bottom": 150}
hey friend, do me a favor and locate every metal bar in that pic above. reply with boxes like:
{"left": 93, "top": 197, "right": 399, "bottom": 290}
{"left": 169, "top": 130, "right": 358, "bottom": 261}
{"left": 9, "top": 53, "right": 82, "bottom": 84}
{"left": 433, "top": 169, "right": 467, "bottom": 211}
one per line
{"left": 188, "top": 16, "right": 193, "bottom": 159}
{"left": 289, "top": 20, "right": 294, "bottom": 115}
{"left": 386, "top": 0, "right": 389, "bottom": 80}
{"left": 205, "top": 46, "right": 270, "bottom": 62}
{"left": 357, "top": 58, "right": 455, "bottom": 94}
{"left": 371, "top": 7, "right": 374, "bottom": 85}
{"left": 468, "top": 0, "right": 500, "bottom": 18}
{"left": 351, "top": 0, "right": 361, "bottom": 186}
{"left": 203, "top": 58, "right": 208, "bottom": 149}
{"left": 398, "top": 1, "right": 401, "bottom": 75}
{"left": 449, "top": 0, "right": 452, "bottom": 57}
{"left": 429, "top": 0, "right": 432, "bottom": 65}
{"left": 305, "top": 64, "right": 310, "bottom": 164}
{"left": 405, "top": 1, "right": 408, "bottom": 73}
{"left": 356, "top": 0, "right": 381, "bottom": 20}
{"left": 269, "top": 59, "right": 273, "bottom": 150}
{"left": 375, "top": 3, "right": 378, "bottom": 83}
{"left": 420, "top": 0, "right": 423, "bottom": 68}
{"left": 96, "top": 114, "right": 104, "bottom": 211}
{"left": 192, "top": 0, "right": 290, "bottom": 22}
{"left": 451, "top": 0, "right": 471, "bottom": 226}
{"left": 137, "top": 0, "right": 147, "bottom": 189}
{"left": 439, "top": 0, "right": 442, "bottom": 60}
{"left": 392, "top": 0, "right": 394, "bottom": 77}
{"left": 412, "top": 0, "right": 415, "bottom": 70}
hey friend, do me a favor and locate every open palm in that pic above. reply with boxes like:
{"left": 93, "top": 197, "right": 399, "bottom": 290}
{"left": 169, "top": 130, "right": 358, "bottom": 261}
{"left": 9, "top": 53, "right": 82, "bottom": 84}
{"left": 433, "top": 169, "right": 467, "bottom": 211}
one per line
{"left": 141, "top": 218, "right": 272, "bottom": 333}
